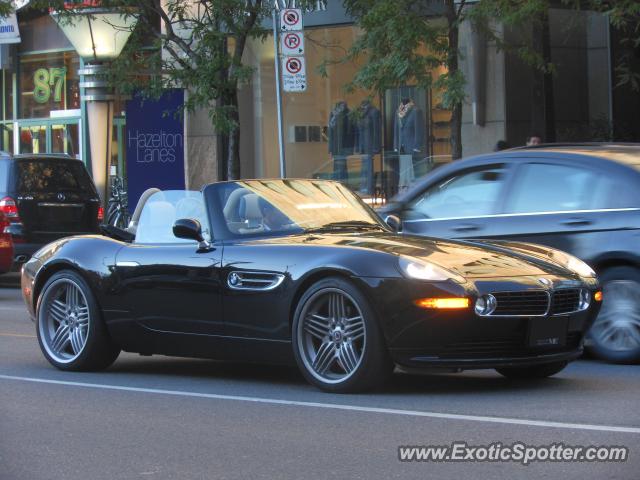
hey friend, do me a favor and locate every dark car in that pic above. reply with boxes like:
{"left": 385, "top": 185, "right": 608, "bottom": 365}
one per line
{"left": 379, "top": 143, "right": 640, "bottom": 363}
{"left": 21, "top": 179, "right": 601, "bottom": 393}
{"left": 0, "top": 153, "right": 102, "bottom": 266}
{"left": 0, "top": 211, "right": 13, "bottom": 274}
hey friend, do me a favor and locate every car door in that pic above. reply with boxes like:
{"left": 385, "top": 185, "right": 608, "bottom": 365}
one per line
{"left": 114, "top": 190, "right": 225, "bottom": 336}
{"left": 400, "top": 163, "right": 514, "bottom": 239}
{"left": 490, "top": 160, "right": 640, "bottom": 260}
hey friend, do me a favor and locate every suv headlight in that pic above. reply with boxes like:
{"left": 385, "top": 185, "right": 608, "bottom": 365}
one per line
{"left": 398, "top": 256, "right": 465, "bottom": 283}
{"left": 549, "top": 251, "right": 596, "bottom": 278}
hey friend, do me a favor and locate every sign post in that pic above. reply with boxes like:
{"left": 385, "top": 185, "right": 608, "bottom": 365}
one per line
{"left": 272, "top": 9, "right": 287, "bottom": 178}
{"left": 273, "top": 7, "right": 307, "bottom": 177}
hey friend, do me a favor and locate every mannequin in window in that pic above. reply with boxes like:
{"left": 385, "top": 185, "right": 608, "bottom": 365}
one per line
{"left": 354, "top": 100, "right": 381, "bottom": 195}
{"left": 393, "top": 98, "right": 424, "bottom": 189}
{"left": 328, "top": 101, "right": 354, "bottom": 183}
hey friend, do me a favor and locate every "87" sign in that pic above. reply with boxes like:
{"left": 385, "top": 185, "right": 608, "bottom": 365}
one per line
{"left": 33, "top": 67, "right": 67, "bottom": 104}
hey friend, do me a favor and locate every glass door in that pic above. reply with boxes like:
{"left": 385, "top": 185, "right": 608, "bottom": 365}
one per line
{"left": 51, "top": 122, "right": 80, "bottom": 157}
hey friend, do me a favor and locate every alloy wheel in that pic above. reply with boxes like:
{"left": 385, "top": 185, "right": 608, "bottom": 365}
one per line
{"left": 39, "top": 278, "right": 90, "bottom": 364}
{"left": 297, "top": 288, "right": 366, "bottom": 384}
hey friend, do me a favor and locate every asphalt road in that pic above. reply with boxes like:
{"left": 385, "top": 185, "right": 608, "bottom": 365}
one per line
{"left": 1, "top": 281, "right": 639, "bottom": 480}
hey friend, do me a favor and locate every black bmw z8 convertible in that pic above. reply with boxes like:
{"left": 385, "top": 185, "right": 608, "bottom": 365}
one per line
{"left": 21, "top": 179, "right": 602, "bottom": 392}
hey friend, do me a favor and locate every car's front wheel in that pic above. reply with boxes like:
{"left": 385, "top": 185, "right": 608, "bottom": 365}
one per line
{"left": 36, "top": 270, "right": 120, "bottom": 371}
{"left": 588, "top": 266, "right": 640, "bottom": 364}
{"left": 292, "top": 277, "right": 392, "bottom": 393}
{"left": 495, "top": 361, "right": 568, "bottom": 380}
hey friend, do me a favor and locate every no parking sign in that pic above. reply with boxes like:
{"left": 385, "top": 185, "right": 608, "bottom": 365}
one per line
{"left": 279, "top": 8, "right": 303, "bottom": 31}
{"left": 281, "top": 31, "right": 305, "bottom": 56}
{"left": 278, "top": 8, "right": 307, "bottom": 92}
{"left": 282, "top": 56, "right": 307, "bottom": 92}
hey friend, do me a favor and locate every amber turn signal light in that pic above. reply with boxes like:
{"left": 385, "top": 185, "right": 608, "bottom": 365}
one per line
{"left": 414, "top": 297, "right": 470, "bottom": 309}
{"left": 594, "top": 291, "right": 603, "bottom": 302}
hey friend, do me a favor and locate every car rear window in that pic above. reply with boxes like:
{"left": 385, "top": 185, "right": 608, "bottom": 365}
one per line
{"left": 14, "top": 159, "right": 95, "bottom": 194}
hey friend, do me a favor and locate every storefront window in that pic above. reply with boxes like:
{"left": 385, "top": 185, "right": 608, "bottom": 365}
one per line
{"left": 19, "top": 51, "right": 80, "bottom": 119}
{"left": 240, "top": 25, "right": 452, "bottom": 199}
{"left": 19, "top": 125, "right": 46, "bottom": 154}
{"left": 2, "top": 69, "right": 13, "bottom": 121}
{"left": 51, "top": 123, "right": 80, "bottom": 157}
{"left": 0, "top": 123, "right": 13, "bottom": 152}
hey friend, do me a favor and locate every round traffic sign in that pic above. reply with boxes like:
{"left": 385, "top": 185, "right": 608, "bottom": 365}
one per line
{"left": 283, "top": 9, "right": 299, "bottom": 26}
{"left": 285, "top": 57, "right": 302, "bottom": 74}
{"left": 284, "top": 33, "right": 301, "bottom": 49}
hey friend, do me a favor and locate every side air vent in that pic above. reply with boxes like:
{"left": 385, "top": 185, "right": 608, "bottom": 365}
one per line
{"left": 227, "top": 271, "right": 285, "bottom": 291}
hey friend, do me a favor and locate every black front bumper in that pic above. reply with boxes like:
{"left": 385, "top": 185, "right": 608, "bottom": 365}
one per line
{"left": 392, "top": 347, "right": 583, "bottom": 370}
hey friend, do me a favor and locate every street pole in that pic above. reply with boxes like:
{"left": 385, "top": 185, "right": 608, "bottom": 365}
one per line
{"left": 79, "top": 64, "right": 114, "bottom": 207}
{"left": 272, "top": 9, "right": 286, "bottom": 178}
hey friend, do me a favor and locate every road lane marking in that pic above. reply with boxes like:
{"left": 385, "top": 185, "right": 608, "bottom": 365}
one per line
{"left": 0, "top": 332, "right": 35, "bottom": 338}
{"left": 1, "top": 374, "right": 639, "bottom": 434}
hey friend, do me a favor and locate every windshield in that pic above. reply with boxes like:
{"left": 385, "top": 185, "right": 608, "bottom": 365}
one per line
{"left": 135, "top": 190, "right": 209, "bottom": 244}
{"left": 206, "top": 179, "right": 386, "bottom": 239}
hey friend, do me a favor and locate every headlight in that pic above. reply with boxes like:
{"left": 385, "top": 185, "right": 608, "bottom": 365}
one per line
{"left": 549, "top": 251, "right": 596, "bottom": 278}
{"left": 398, "top": 256, "right": 465, "bottom": 283}
{"left": 475, "top": 294, "right": 497, "bottom": 316}
{"left": 578, "top": 289, "right": 591, "bottom": 311}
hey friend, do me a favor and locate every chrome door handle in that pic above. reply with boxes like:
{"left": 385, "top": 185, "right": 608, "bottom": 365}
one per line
{"left": 560, "top": 218, "right": 592, "bottom": 227}
{"left": 452, "top": 224, "right": 480, "bottom": 232}
{"left": 116, "top": 261, "right": 140, "bottom": 267}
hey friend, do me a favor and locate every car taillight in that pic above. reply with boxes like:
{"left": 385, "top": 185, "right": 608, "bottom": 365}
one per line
{"left": 0, "top": 197, "right": 20, "bottom": 221}
{"left": 97, "top": 206, "right": 104, "bottom": 222}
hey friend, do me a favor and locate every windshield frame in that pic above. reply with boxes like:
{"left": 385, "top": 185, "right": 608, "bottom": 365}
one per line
{"left": 204, "top": 179, "right": 389, "bottom": 241}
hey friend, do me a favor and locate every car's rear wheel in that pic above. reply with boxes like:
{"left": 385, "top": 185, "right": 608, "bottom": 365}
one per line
{"left": 36, "top": 270, "right": 120, "bottom": 371}
{"left": 292, "top": 277, "right": 392, "bottom": 393}
{"left": 496, "top": 361, "right": 568, "bottom": 379}
{"left": 588, "top": 266, "right": 640, "bottom": 364}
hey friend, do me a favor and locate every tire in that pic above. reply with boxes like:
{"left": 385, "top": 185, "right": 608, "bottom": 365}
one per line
{"left": 496, "top": 361, "right": 568, "bottom": 380}
{"left": 588, "top": 266, "right": 640, "bottom": 364}
{"left": 36, "top": 270, "right": 120, "bottom": 371}
{"left": 292, "top": 277, "right": 392, "bottom": 393}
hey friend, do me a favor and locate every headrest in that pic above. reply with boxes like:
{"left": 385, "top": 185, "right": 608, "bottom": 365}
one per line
{"left": 144, "top": 201, "right": 176, "bottom": 227}
{"left": 239, "top": 194, "right": 263, "bottom": 221}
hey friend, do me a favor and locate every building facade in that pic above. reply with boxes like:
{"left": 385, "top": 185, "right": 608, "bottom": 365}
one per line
{"left": 3, "top": 1, "right": 633, "bottom": 203}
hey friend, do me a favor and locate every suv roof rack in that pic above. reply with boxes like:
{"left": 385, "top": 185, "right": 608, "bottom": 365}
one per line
{"left": 13, "top": 153, "right": 76, "bottom": 159}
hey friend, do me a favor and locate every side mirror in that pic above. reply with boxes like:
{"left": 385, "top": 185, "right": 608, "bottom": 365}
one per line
{"left": 385, "top": 214, "right": 402, "bottom": 233}
{"left": 173, "top": 218, "right": 204, "bottom": 241}
{"left": 173, "top": 218, "right": 212, "bottom": 252}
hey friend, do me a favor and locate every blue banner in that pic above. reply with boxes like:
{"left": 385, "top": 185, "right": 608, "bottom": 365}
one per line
{"left": 126, "top": 89, "right": 186, "bottom": 211}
